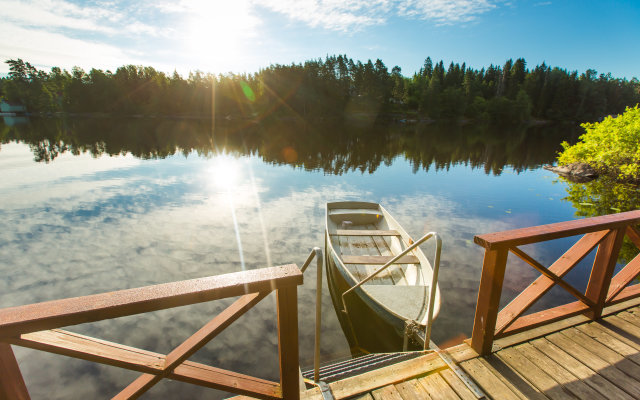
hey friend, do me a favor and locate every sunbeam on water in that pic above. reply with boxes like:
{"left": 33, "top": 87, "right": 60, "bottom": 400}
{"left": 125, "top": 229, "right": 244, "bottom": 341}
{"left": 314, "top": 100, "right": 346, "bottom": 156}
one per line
{"left": 208, "top": 155, "right": 246, "bottom": 271}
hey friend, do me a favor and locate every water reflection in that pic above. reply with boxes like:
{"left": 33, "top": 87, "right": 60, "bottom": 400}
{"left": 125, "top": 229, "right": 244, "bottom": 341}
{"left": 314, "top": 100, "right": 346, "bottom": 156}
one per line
{"left": 561, "top": 176, "right": 640, "bottom": 264}
{"left": 1, "top": 117, "right": 580, "bottom": 175}
{"left": 0, "top": 117, "right": 591, "bottom": 398}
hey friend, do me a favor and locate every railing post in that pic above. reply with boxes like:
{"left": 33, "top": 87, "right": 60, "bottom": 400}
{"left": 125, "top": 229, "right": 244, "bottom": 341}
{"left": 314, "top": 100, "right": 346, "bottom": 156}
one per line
{"left": 585, "top": 228, "right": 626, "bottom": 319}
{"left": 0, "top": 343, "right": 30, "bottom": 400}
{"left": 471, "top": 248, "right": 508, "bottom": 356}
{"left": 276, "top": 286, "right": 300, "bottom": 400}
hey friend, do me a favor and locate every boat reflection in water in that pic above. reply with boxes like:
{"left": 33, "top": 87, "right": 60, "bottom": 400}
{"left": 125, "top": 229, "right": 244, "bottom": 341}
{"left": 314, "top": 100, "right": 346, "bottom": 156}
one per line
{"left": 325, "top": 201, "right": 441, "bottom": 355}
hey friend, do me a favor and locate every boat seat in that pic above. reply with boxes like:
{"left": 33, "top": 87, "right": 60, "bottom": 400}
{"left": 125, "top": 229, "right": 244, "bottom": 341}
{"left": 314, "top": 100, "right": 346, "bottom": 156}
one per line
{"left": 342, "top": 255, "right": 419, "bottom": 264}
{"left": 329, "top": 209, "right": 383, "bottom": 225}
{"left": 331, "top": 230, "right": 401, "bottom": 236}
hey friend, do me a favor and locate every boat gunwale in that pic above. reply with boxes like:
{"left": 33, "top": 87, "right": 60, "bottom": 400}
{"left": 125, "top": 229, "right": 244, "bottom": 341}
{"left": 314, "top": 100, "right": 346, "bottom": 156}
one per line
{"left": 325, "top": 202, "right": 441, "bottom": 326}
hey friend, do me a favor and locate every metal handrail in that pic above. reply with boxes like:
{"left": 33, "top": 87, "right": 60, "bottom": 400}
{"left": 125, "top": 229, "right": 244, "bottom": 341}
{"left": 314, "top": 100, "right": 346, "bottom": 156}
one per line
{"left": 341, "top": 231, "right": 442, "bottom": 350}
{"left": 300, "top": 247, "right": 324, "bottom": 383}
{"left": 423, "top": 233, "right": 441, "bottom": 349}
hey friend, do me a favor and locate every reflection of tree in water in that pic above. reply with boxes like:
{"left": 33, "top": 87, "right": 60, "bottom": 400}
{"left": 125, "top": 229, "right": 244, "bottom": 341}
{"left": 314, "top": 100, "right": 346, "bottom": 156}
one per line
{"left": 562, "top": 176, "right": 640, "bottom": 264}
{"left": 2, "top": 117, "right": 578, "bottom": 175}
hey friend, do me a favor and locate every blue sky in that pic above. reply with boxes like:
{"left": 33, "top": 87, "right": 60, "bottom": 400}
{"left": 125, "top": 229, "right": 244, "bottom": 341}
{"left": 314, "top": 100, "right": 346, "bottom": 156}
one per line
{"left": 1, "top": 0, "right": 638, "bottom": 79}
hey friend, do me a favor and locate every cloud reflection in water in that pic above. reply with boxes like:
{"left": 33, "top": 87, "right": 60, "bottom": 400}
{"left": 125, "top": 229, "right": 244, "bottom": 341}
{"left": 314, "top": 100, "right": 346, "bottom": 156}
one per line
{"left": 0, "top": 141, "right": 573, "bottom": 398}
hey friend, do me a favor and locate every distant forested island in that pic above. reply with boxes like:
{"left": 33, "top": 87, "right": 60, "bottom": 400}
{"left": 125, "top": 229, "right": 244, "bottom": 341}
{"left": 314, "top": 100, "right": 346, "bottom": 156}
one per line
{"left": 1, "top": 56, "right": 639, "bottom": 124}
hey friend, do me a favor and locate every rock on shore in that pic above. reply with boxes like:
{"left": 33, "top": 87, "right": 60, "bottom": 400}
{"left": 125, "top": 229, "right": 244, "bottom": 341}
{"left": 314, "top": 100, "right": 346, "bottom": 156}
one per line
{"left": 543, "top": 162, "right": 599, "bottom": 182}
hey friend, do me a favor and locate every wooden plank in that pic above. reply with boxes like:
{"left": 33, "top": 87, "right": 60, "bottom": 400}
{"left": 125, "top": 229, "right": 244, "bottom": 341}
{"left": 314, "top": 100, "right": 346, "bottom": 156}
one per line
{"left": 625, "top": 225, "right": 640, "bottom": 247}
{"left": 368, "top": 224, "right": 408, "bottom": 285}
{"left": 615, "top": 309, "right": 640, "bottom": 328}
{"left": 492, "top": 312, "right": 590, "bottom": 351}
{"left": 8, "top": 328, "right": 282, "bottom": 399}
{"left": 608, "top": 283, "right": 640, "bottom": 305}
{"left": 371, "top": 384, "right": 405, "bottom": 400}
{"left": 439, "top": 369, "right": 476, "bottom": 400}
{"left": 496, "top": 347, "right": 574, "bottom": 400}
{"left": 546, "top": 331, "right": 640, "bottom": 398}
{"left": 417, "top": 373, "right": 460, "bottom": 400}
{"left": 341, "top": 255, "right": 420, "bottom": 265}
{"left": 474, "top": 210, "right": 640, "bottom": 250}
{"left": 329, "top": 209, "right": 382, "bottom": 217}
{"left": 9, "top": 329, "right": 165, "bottom": 374}
{"left": 607, "top": 253, "right": 640, "bottom": 302}
{"left": 116, "top": 292, "right": 269, "bottom": 399}
{"left": 601, "top": 314, "right": 640, "bottom": 346}
{"left": 499, "top": 301, "right": 590, "bottom": 338}
{"left": 470, "top": 248, "right": 509, "bottom": 355}
{"left": 327, "top": 344, "right": 478, "bottom": 399}
{"left": 457, "top": 357, "right": 527, "bottom": 400}
{"left": 483, "top": 354, "right": 548, "bottom": 400}
{"left": 0, "top": 264, "right": 301, "bottom": 338}
{"left": 509, "top": 246, "right": 594, "bottom": 306}
{"left": 277, "top": 286, "right": 299, "bottom": 400}
{"left": 530, "top": 337, "right": 633, "bottom": 400}
{"left": 333, "top": 230, "right": 400, "bottom": 236}
{"left": 585, "top": 228, "right": 627, "bottom": 318}
{"left": 346, "top": 232, "right": 394, "bottom": 284}
{"left": 395, "top": 379, "right": 433, "bottom": 400}
{"left": 336, "top": 230, "right": 366, "bottom": 282}
{"left": 171, "top": 361, "right": 282, "bottom": 399}
{"left": 560, "top": 328, "right": 640, "bottom": 379}
{"left": 113, "top": 374, "right": 156, "bottom": 400}
{"left": 349, "top": 394, "right": 375, "bottom": 400}
{"left": 513, "top": 342, "right": 606, "bottom": 399}
{"left": 495, "top": 230, "right": 608, "bottom": 334}
{"left": 575, "top": 322, "right": 640, "bottom": 366}
{"left": 490, "top": 293, "right": 640, "bottom": 350}
{"left": 0, "top": 343, "right": 30, "bottom": 400}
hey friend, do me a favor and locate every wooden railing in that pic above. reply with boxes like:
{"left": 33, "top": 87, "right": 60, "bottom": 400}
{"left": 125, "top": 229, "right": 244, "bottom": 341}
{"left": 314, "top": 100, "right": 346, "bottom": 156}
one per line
{"left": 0, "top": 264, "right": 303, "bottom": 400}
{"left": 471, "top": 210, "right": 640, "bottom": 355}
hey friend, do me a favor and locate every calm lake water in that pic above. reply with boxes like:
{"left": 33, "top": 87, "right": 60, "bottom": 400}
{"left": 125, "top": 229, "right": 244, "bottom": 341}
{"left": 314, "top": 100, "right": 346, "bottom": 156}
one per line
{"left": 1, "top": 116, "right": 635, "bottom": 398}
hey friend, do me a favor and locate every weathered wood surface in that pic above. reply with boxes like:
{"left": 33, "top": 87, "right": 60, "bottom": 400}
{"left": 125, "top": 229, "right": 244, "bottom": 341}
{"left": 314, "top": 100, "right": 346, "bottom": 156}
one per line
{"left": 1, "top": 265, "right": 303, "bottom": 400}
{"left": 0, "top": 343, "right": 30, "bottom": 400}
{"left": 289, "top": 301, "right": 640, "bottom": 400}
{"left": 0, "top": 264, "right": 302, "bottom": 338}
{"left": 474, "top": 210, "right": 640, "bottom": 250}
{"left": 495, "top": 230, "right": 607, "bottom": 334}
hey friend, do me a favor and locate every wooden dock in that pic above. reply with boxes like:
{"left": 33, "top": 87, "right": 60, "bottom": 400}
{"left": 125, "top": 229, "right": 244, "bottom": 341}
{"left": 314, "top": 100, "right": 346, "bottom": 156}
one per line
{"left": 3, "top": 211, "right": 640, "bottom": 399}
{"left": 297, "top": 297, "right": 640, "bottom": 399}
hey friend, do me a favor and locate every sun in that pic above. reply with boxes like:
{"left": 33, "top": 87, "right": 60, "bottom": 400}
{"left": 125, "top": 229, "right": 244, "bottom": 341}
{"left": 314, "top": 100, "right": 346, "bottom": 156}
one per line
{"left": 182, "top": 0, "right": 259, "bottom": 70}
{"left": 207, "top": 154, "right": 242, "bottom": 189}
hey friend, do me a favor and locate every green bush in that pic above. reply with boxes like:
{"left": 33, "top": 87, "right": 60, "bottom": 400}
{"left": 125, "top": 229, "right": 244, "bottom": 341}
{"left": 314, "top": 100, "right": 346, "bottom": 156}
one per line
{"left": 558, "top": 105, "right": 640, "bottom": 181}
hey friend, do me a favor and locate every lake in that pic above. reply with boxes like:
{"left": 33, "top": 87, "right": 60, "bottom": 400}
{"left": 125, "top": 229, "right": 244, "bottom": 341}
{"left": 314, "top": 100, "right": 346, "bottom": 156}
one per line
{"left": 1, "top": 116, "right": 634, "bottom": 398}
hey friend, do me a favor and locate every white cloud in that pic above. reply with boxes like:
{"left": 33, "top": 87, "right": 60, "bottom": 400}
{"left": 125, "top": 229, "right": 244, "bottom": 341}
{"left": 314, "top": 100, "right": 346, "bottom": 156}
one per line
{"left": 398, "top": 0, "right": 497, "bottom": 25}
{"left": 0, "top": 23, "right": 141, "bottom": 72}
{"left": 0, "top": 0, "right": 157, "bottom": 35}
{"left": 255, "top": 0, "right": 391, "bottom": 32}
{"left": 256, "top": 0, "right": 499, "bottom": 31}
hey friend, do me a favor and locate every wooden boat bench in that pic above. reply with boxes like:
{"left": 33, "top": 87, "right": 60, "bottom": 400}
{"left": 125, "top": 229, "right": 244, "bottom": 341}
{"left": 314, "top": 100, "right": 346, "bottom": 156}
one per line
{"left": 341, "top": 255, "right": 420, "bottom": 264}
{"left": 331, "top": 230, "right": 401, "bottom": 236}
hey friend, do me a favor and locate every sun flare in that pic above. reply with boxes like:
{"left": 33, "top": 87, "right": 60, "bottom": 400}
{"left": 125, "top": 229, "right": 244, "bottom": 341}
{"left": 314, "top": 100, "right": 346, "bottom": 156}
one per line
{"left": 208, "top": 155, "right": 242, "bottom": 189}
{"left": 183, "top": 0, "right": 259, "bottom": 70}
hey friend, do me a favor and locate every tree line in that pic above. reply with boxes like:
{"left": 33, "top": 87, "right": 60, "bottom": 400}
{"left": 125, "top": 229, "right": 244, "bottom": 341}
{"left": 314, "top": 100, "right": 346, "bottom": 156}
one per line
{"left": 1, "top": 116, "right": 578, "bottom": 175}
{"left": 1, "top": 56, "right": 638, "bottom": 124}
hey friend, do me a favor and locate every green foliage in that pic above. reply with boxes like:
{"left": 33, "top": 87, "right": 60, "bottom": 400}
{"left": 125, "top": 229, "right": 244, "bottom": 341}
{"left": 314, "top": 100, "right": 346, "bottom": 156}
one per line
{"left": 561, "top": 176, "right": 640, "bottom": 263}
{"left": 558, "top": 105, "right": 640, "bottom": 181}
{"left": 3, "top": 56, "right": 640, "bottom": 124}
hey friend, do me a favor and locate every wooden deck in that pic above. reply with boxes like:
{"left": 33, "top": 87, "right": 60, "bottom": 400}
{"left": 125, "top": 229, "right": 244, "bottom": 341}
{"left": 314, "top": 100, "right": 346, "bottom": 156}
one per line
{"left": 297, "top": 297, "right": 640, "bottom": 399}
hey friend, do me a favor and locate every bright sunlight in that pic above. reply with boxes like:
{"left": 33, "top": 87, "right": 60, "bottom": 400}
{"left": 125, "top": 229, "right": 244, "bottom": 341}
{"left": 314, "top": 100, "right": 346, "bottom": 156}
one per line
{"left": 183, "top": 0, "right": 259, "bottom": 70}
{"left": 207, "top": 154, "right": 242, "bottom": 189}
